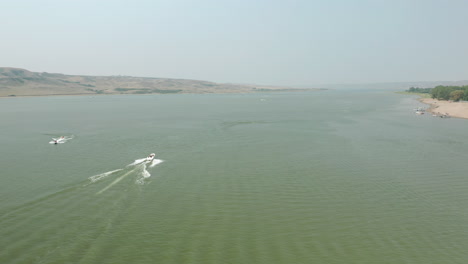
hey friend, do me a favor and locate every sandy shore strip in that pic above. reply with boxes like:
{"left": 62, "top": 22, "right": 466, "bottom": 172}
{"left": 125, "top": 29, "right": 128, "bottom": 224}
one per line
{"left": 419, "top": 98, "right": 468, "bottom": 119}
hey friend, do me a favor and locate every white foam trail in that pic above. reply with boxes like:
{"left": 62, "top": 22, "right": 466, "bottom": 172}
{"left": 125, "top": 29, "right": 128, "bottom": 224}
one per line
{"left": 128, "top": 158, "right": 163, "bottom": 167}
{"left": 88, "top": 169, "right": 123, "bottom": 183}
{"left": 97, "top": 168, "right": 135, "bottom": 195}
{"left": 138, "top": 160, "right": 164, "bottom": 179}
{"left": 135, "top": 164, "right": 150, "bottom": 185}
{"left": 91, "top": 156, "right": 164, "bottom": 188}
{"left": 128, "top": 158, "right": 147, "bottom": 166}
{"left": 149, "top": 159, "right": 163, "bottom": 168}
{"left": 142, "top": 165, "right": 151, "bottom": 178}
{"left": 135, "top": 178, "right": 145, "bottom": 185}
{"left": 49, "top": 140, "right": 66, "bottom": 144}
{"left": 48, "top": 135, "right": 74, "bottom": 144}
{"left": 135, "top": 159, "right": 164, "bottom": 185}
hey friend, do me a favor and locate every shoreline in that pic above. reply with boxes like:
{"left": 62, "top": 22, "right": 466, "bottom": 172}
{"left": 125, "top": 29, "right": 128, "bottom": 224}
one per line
{"left": 0, "top": 89, "right": 317, "bottom": 99}
{"left": 419, "top": 98, "right": 468, "bottom": 119}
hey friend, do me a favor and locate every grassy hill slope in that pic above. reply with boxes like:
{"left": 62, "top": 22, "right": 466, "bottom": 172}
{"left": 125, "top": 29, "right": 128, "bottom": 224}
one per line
{"left": 0, "top": 68, "right": 304, "bottom": 97}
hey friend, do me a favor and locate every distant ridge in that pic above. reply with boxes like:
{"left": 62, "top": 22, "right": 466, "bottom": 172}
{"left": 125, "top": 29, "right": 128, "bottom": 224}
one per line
{"left": 0, "top": 67, "right": 309, "bottom": 97}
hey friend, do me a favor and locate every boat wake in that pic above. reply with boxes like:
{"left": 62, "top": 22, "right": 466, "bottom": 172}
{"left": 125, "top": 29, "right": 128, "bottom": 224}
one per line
{"left": 0, "top": 154, "right": 164, "bottom": 263}
{"left": 88, "top": 169, "right": 123, "bottom": 183}
{"left": 49, "top": 135, "right": 74, "bottom": 144}
{"left": 88, "top": 155, "right": 164, "bottom": 194}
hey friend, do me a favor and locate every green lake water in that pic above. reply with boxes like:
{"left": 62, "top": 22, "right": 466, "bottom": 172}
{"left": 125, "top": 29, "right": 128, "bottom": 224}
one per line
{"left": 1, "top": 90, "right": 468, "bottom": 264}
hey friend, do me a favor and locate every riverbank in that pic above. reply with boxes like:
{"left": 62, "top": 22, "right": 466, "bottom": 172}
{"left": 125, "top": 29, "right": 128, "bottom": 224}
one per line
{"left": 419, "top": 98, "right": 468, "bottom": 119}
{"left": 1, "top": 67, "right": 313, "bottom": 97}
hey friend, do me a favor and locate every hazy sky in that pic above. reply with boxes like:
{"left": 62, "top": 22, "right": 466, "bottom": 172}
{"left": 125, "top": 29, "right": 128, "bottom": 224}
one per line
{"left": 2, "top": 0, "right": 467, "bottom": 85}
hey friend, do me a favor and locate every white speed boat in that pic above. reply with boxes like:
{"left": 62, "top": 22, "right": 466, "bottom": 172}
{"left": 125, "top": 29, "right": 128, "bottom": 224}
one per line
{"left": 49, "top": 136, "right": 66, "bottom": 144}
{"left": 146, "top": 153, "right": 156, "bottom": 162}
{"left": 128, "top": 153, "right": 160, "bottom": 167}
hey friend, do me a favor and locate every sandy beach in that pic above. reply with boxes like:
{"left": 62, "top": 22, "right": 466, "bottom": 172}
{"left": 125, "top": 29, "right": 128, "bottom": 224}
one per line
{"left": 420, "top": 98, "right": 468, "bottom": 119}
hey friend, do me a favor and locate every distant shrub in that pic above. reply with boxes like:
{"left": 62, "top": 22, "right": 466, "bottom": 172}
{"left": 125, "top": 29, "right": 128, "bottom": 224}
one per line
{"left": 79, "top": 83, "right": 95, "bottom": 87}
{"left": 450, "top": 90, "right": 464, "bottom": 101}
{"left": 151, "top": 89, "right": 182, "bottom": 94}
{"left": 115, "top": 88, "right": 134, "bottom": 92}
{"left": 86, "top": 88, "right": 104, "bottom": 94}
{"left": 431, "top": 85, "right": 468, "bottom": 101}
{"left": 406, "top": 87, "right": 432, "bottom": 93}
{"left": 115, "top": 88, "right": 182, "bottom": 94}
{"left": 11, "top": 70, "right": 25, "bottom": 76}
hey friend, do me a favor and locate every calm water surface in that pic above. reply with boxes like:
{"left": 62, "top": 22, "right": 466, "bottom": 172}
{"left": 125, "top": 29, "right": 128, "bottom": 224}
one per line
{"left": 1, "top": 90, "right": 468, "bottom": 264}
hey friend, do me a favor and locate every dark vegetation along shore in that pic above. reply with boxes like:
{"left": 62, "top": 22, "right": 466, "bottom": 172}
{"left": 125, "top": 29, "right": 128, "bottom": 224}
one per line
{"left": 0, "top": 67, "right": 314, "bottom": 97}
{"left": 403, "top": 85, "right": 468, "bottom": 119}
{"left": 406, "top": 85, "right": 468, "bottom": 101}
